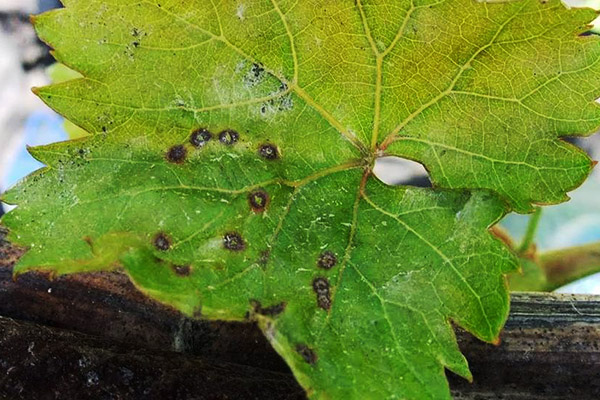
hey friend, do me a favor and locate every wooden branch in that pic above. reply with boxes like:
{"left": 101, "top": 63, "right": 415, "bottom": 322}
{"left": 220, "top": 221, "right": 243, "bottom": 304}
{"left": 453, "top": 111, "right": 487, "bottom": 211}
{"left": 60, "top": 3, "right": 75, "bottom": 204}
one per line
{"left": 2, "top": 236, "right": 600, "bottom": 399}
{"left": 0, "top": 315, "right": 305, "bottom": 400}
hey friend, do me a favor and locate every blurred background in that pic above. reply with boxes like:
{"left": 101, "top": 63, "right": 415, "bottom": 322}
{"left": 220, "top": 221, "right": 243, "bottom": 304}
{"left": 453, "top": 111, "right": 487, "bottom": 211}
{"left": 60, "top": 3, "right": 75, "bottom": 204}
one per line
{"left": 1, "top": 0, "right": 600, "bottom": 293}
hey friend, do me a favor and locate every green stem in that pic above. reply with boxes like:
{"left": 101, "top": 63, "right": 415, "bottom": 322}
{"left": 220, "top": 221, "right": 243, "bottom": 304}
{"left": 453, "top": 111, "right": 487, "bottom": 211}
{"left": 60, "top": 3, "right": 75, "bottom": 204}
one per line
{"left": 539, "top": 241, "right": 600, "bottom": 291}
{"left": 517, "top": 207, "right": 542, "bottom": 255}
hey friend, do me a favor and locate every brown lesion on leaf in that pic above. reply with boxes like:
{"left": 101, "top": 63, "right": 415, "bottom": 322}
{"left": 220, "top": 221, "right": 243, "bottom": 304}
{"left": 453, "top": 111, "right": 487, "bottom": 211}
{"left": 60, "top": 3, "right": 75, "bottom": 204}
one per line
{"left": 0, "top": 227, "right": 25, "bottom": 270}
{"left": 257, "top": 250, "right": 271, "bottom": 267}
{"left": 172, "top": 265, "right": 191, "bottom": 277}
{"left": 258, "top": 143, "right": 279, "bottom": 160}
{"left": 153, "top": 232, "right": 172, "bottom": 251}
{"left": 295, "top": 344, "right": 317, "bottom": 365}
{"left": 223, "top": 232, "right": 245, "bottom": 251}
{"left": 250, "top": 300, "right": 287, "bottom": 317}
{"left": 165, "top": 145, "right": 187, "bottom": 164}
{"left": 317, "top": 250, "right": 337, "bottom": 270}
{"left": 248, "top": 189, "right": 269, "bottom": 213}
{"left": 190, "top": 128, "right": 212, "bottom": 148}
{"left": 218, "top": 129, "right": 239, "bottom": 145}
{"left": 312, "top": 277, "right": 331, "bottom": 311}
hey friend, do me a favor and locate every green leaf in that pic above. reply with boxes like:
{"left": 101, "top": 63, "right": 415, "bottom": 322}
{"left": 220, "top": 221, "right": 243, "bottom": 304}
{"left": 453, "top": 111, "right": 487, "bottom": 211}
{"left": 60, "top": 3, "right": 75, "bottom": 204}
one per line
{"left": 46, "top": 63, "right": 89, "bottom": 139}
{"left": 2, "top": 0, "right": 598, "bottom": 398}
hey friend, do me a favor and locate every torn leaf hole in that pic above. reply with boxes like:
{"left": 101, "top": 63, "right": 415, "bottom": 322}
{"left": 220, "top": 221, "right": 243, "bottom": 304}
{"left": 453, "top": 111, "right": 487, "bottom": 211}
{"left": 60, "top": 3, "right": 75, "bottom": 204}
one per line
{"left": 373, "top": 156, "right": 431, "bottom": 187}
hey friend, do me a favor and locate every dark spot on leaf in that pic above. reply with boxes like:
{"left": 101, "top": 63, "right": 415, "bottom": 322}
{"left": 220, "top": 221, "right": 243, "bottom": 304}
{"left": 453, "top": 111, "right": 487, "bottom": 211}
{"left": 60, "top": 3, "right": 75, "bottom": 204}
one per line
{"left": 258, "top": 250, "right": 270, "bottom": 267}
{"left": 248, "top": 190, "right": 269, "bottom": 212}
{"left": 153, "top": 233, "right": 171, "bottom": 251}
{"left": 317, "top": 250, "right": 337, "bottom": 270}
{"left": 190, "top": 128, "right": 212, "bottom": 148}
{"left": 296, "top": 344, "right": 317, "bottom": 364}
{"left": 172, "top": 265, "right": 191, "bottom": 276}
{"left": 258, "top": 144, "right": 279, "bottom": 160}
{"left": 312, "top": 277, "right": 331, "bottom": 311}
{"left": 251, "top": 300, "right": 286, "bottom": 317}
{"left": 251, "top": 63, "right": 264, "bottom": 78}
{"left": 223, "top": 232, "right": 245, "bottom": 251}
{"left": 219, "top": 129, "right": 239, "bottom": 145}
{"left": 244, "top": 63, "right": 266, "bottom": 87}
{"left": 166, "top": 145, "right": 187, "bottom": 164}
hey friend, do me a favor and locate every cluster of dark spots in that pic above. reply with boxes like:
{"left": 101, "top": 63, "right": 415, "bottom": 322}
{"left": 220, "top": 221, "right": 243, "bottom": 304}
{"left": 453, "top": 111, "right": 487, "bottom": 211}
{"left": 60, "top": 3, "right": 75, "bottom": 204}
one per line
{"left": 190, "top": 128, "right": 212, "bottom": 148}
{"left": 172, "top": 265, "right": 191, "bottom": 276}
{"left": 248, "top": 189, "right": 269, "bottom": 212}
{"left": 153, "top": 232, "right": 172, "bottom": 251}
{"left": 317, "top": 250, "right": 337, "bottom": 270}
{"left": 244, "top": 63, "right": 266, "bottom": 87}
{"left": 258, "top": 144, "right": 279, "bottom": 160}
{"left": 166, "top": 145, "right": 187, "bottom": 164}
{"left": 219, "top": 129, "right": 239, "bottom": 146}
{"left": 312, "top": 277, "right": 331, "bottom": 311}
{"left": 251, "top": 300, "right": 286, "bottom": 317}
{"left": 295, "top": 344, "right": 317, "bottom": 365}
{"left": 223, "top": 232, "right": 245, "bottom": 251}
{"left": 251, "top": 63, "right": 264, "bottom": 78}
{"left": 259, "top": 80, "right": 294, "bottom": 116}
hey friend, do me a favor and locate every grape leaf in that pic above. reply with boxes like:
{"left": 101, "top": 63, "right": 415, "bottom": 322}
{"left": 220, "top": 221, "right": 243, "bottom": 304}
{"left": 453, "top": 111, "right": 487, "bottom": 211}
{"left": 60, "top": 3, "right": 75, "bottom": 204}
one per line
{"left": 2, "top": 0, "right": 599, "bottom": 398}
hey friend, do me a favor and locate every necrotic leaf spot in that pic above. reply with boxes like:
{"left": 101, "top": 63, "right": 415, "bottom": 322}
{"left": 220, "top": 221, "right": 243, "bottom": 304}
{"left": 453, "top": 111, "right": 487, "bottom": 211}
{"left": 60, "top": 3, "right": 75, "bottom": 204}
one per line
{"left": 258, "top": 250, "right": 270, "bottom": 266}
{"left": 258, "top": 144, "right": 279, "bottom": 160}
{"left": 219, "top": 129, "right": 239, "bottom": 145}
{"left": 248, "top": 190, "right": 269, "bottom": 212}
{"left": 312, "top": 277, "right": 332, "bottom": 311}
{"left": 317, "top": 250, "right": 337, "bottom": 270}
{"left": 153, "top": 233, "right": 172, "bottom": 251}
{"left": 173, "top": 265, "right": 191, "bottom": 276}
{"left": 190, "top": 128, "right": 212, "bottom": 148}
{"left": 166, "top": 145, "right": 187, "bottom": 164}
{"left": 223, "top": 232, "right": 245, "bottom": 251}
{"left": 295, "top": 344, "right": 317, "bottom": 365}
{"left": 251, "top": 300, "right": 287, "bottom": 317}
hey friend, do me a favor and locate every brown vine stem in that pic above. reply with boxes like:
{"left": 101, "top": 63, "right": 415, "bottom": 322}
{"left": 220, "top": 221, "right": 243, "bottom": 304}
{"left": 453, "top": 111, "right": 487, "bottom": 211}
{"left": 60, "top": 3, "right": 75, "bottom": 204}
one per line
{"left": 539, "top": 241, "right": 600, "bottom": 291}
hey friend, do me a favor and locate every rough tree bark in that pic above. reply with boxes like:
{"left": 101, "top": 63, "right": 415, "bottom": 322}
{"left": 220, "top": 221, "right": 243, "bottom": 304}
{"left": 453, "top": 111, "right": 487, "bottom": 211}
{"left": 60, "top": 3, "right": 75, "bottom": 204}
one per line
{"left": 1, "top": 232, "right": 600, "bottom": 399}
